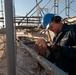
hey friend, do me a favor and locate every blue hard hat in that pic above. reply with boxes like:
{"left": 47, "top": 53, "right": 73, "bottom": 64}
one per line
{"left": 41, "top": 13, "right": 54, "bottom": 29}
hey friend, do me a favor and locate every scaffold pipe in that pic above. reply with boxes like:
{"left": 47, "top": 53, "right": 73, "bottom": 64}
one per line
{"left": 4, "top": 0, "right": 16, "bottom": 75}
{"left": 18, "top": 41, "right": 68, "bottom": 75}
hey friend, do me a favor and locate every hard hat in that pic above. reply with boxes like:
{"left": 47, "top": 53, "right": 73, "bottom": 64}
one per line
{"left": 41, "top": 13, "right": 54, "bottom": 29}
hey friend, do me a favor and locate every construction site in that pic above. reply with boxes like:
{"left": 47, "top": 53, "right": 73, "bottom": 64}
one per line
{"left": 0, "top": 0, "right": 76, "bottom": 75}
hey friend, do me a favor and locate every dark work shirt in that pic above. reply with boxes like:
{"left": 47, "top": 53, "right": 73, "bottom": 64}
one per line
{"left": 53, "top": 23, "right": 76, "bottom": 59}
{"left": 52, "top": 23, "right": 76, "bottom": 74}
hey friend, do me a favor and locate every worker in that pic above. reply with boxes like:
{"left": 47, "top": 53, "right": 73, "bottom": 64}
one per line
{"left": 40, "top": 13, "right": 76, "bottom": 75}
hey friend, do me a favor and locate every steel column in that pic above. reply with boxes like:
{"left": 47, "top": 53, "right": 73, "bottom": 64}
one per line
{"left": 4, "top": 0, "right": 16, "bottom": 75}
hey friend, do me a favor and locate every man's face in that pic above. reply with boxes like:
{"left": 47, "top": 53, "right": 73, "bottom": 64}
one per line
{"left": 48, "top": 22, "right": 60, "bottom": 33}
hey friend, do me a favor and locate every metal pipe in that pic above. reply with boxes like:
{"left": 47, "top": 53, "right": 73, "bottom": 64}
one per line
{"left": 18, "top": 41, "right": 68, "bottom": 75}
{"left": 54, "top": 0, "right": 59, "bottom": 15}
{"left": 4, "top": 0, "right": 16, "bottom": 75}
{"left": 65, "top": 0, "right": 70, "bottom": 17}
{"left": 58, "top": 0, "right": 74, "bottom": 15}
{"left": 18, "top": 0, "right": 43, "bottom": 25}
{"left": 31, "top": 0, "right": 52, "bottom": 16}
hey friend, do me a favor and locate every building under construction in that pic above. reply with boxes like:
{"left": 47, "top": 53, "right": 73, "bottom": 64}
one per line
{"left": 0, "top": 0, "right": 76, "bottom": 75}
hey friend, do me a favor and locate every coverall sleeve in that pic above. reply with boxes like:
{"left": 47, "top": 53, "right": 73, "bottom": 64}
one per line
{"left": 60, "top": 46, "right": 76, "bottom": 59}
{"left": 60, "top": 30, "right": 76, "bottom": 60}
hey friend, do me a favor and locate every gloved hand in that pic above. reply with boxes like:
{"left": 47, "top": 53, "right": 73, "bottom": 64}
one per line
{"left": 47, "top": 44, "right": 61, "bottom": 53}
